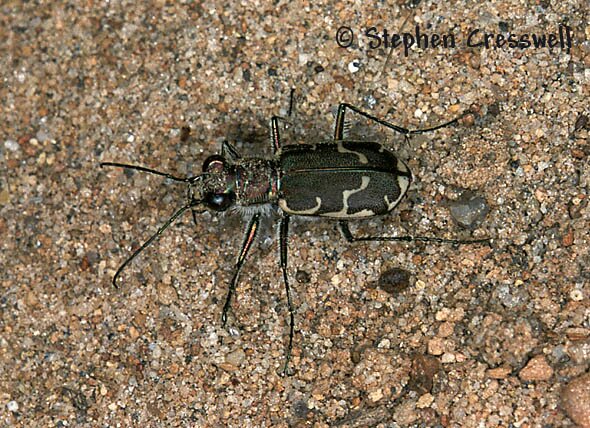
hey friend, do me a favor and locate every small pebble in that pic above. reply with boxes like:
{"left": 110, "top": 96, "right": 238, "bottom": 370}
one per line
{"left": 129, "top": 325, "right": 140, "bottom": 339}
{"left": 416, "top": 393, "right": 434, "bottom": 409}
{"left": 487, "top": 366, "right": 511, "bottom": 379}
{"left": 409, "top": 354, "right": 441, "bottom": 394}
{"left": 295, "top": 270, "right": 311, "bottom": 284}
{"left": 218, "top": 362, "right": 238, "bottom": 372}
{"left": 427, "top": 338, "right": 444, "bottom": 356}
{"left": 377, "top": 267, "right": 411, "bottom": 294}
{"left": 448, "top": 191, "right": 490, "bottom": 229}
{"left": 567, "top": 339, "right": 590, "bottom": 365}
{"left": 368, "top": 388, "right": 384, "bottom": 402}
{"left": 156, "top": 283, "right": 178, "bottom": 305}
{"left": 4, "top": 140, "right": 19, "bottom": 151}
{"left": 36, "top": 129, "right": 50, "bottom": 142}
{"left": 6, "top": 400, "right": 18, "bottom": 412}
{"left": 150, "top": 343, "right": 162, "bottom": 359}
{"left": 519, "top": 355, "right": 553, "bottom": 381}
{"left": 561, "top": 373, "right": 590, "bottom": 427}
{"left": 566, "top": 328, "right": 589, "bottom": 341}
{"left": 441, "top": 353, "right": 456, "bottom": 364}
{"left": 291, "top": 400, "right": 310, "bottom": 419}
{"left": 377, "top": 338, "right": 391, "bottom": 348}
{"left": 570, "top": 288, "right": 583, "bottom": 301}
{"left": 438, "top": 321, "right": 455, "bottom": 338}
{"left": 0, "top": 188, "right": 9, "bottom": 205}
{"left": 179, "top": 126, "right": 191, "bottom": 142}
{"left": 225, "top": 348, "right": 246, "bottom": 367}
{"left": 330, "top": 274, "right": 341, "bottom": 286}
{"left": 435, "top": 308, "right": 451, "bottom": 321}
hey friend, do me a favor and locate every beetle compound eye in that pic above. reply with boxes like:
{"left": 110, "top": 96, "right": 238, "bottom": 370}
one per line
{"left": 204, "top": 191, "right": 235, "bottom": 211}
{"left": 203, "top": 154, "right": 226, "bottom": 173}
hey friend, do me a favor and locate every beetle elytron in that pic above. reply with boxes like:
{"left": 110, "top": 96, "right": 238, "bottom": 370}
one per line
{"left": 101, "top": 102, "right": 489, "bottom": 375}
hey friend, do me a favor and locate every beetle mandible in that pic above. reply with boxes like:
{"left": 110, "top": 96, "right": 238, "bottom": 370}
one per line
{"left": 100, "top": 102, "right": 489, "bottom": 375}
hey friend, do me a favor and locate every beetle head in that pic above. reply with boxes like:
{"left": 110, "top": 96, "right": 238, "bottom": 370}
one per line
{"left": 199, "top": 154, "right": 237, "bottom": 211}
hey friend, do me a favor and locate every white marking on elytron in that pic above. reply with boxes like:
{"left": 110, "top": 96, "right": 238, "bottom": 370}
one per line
{"left": 279, "top": 196, "right": 322, "bottom": 215}
{"left": 337, "top": 141, "right": 368, "bottom": 163}
{"left": 322, "top": 176, "right": 375, "bottom": 218}
{"left": 396, "top": 157, "right": 409, "bottom": 174}
{"left": 384, "top": 175, "right": 410, "bottom": 211}
{"left": 378, "top": 143, "right": 385, "bottom": 153}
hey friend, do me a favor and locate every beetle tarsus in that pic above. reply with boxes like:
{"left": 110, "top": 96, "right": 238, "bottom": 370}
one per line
{"left": 279, "top": 215, "right": 295, "bottom": 376}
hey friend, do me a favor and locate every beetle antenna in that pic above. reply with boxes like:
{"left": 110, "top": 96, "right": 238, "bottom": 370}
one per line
{"left": 100, "top": 161, "right": 203, "bottom": 183}
{"left": 111, "top": 200, "right": 202, "bottom": 288}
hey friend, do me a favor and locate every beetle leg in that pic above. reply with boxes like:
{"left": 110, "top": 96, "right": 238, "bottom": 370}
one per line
{"left": 287, "top": 87, "right": 295, "bottom": 117}
{"left": 334, "top": 103, "right": 472, "bottom": 140}
{"left": 270, "top": 116, "right": 282, "bottom": 153}
{"left": 270, "top": 116, "right": 294, "bottom": 154}
{"left": 279, "top": 214, "right": 295, "bottom": 376}
{"left": 186, "top": 183, "right": 199, "bottom": 227}
{"left": 221, "top": 140, "right": 241, "bottom": 161}
{"left": 270, "top": 89, "right": 297, "bottom": 154}
{"left": 222, "top": 213, "right": 261, "bottom": 327}
{"left": 338, "top": 220, "right": 490, "bottom": 245}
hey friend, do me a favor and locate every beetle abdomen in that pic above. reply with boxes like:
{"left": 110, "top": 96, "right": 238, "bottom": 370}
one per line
{"left": 278, "top": 141, "right": 411, "bottom": 218}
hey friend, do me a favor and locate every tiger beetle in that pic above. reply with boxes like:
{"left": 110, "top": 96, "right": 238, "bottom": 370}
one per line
{"left": 100, "top": 100, "right": 489, "bottom": 375}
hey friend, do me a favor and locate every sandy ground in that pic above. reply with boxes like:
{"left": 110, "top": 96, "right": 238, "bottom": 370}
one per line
{"left": 1, "top": 1, "right": 589, "bottom": 427}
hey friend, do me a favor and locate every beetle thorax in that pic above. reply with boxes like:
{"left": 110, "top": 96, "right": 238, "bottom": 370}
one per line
{"left": 234, "top": 158, "right": 279, "bottom": 206}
